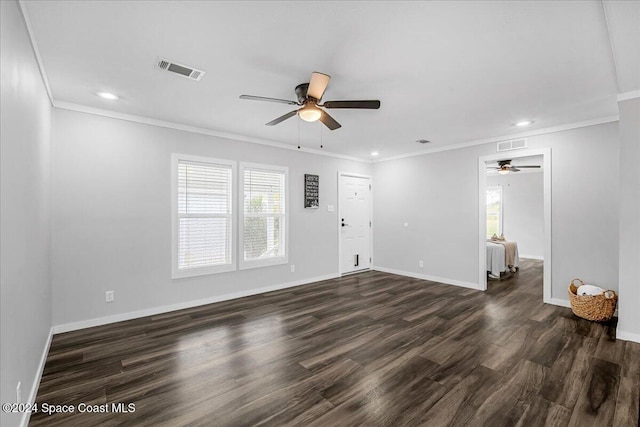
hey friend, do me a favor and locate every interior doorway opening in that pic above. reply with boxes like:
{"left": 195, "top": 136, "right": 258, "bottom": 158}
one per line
{"left": 478, "top": 148, "right": 552, "bottom": 303}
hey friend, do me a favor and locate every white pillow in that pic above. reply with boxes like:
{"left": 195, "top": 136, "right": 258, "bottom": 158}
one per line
{"left": 576, "top": 284, "right": 605, "bottom": 296}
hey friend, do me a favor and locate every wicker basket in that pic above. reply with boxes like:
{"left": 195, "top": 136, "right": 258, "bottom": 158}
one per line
{"left": 568, "top": 278, "right": 617, "bottom": 322}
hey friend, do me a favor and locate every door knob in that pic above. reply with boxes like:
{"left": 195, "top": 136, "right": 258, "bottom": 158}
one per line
{"left": 341, "top": 218, "right": 348, "bottom": 227}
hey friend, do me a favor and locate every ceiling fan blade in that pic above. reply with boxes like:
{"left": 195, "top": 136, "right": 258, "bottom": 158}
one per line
{"left": 510, "top": 167, "right": 521, "bottom": 172}
{"left": 240, "top": 95, "right": 298, "bottom": 105}
{"left": 322, "top": 100, "right": 381, "bottom": 109}
{"left": 307, "top": 72, "right": 331, "bottom": 100}
{"left": 515, "top": 165, "right": 541, "bottom": 168}
{"left": 265, "top": 110, "right": 298, "bottom": 126}
{"left": 319, "top": 110, "right": 341, "bottom": 130}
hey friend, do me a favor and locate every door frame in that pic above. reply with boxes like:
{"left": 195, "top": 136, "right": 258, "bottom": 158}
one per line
{"left": 338, "top": 171, "right": 373, "bottom": 275}
{"left": 477, "top": 147, "right": 552, "bottom": 303}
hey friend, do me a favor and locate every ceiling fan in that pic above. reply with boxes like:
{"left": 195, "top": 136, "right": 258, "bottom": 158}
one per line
{"left": 488, "top": 160, "right": 541, "bottom": 175}
{"left": 239, "top": 72, "right": 381, "bottom": 130}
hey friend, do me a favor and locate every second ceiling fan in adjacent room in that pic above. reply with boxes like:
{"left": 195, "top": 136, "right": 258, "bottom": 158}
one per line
{"left": 488, "top": 159, "right": 541, "bottom": 175}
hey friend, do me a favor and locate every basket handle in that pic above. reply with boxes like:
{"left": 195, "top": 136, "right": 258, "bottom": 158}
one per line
{"left": 570, "top": 278, "right": 584, "bottom": 287}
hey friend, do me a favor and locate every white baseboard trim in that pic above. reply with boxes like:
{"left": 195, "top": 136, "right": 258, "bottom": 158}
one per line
{"left": 520, "top": 254, "right": 544, "bottom": 260}
{"left": 52, "top": 273, "right": 339, "bottom": 334}
{"left": 373, "top": 266, "right": 479, "bottom": 290}
{"left": 548, "top": 298, "right": 571, "bottom": 308}
{"left": 20, "top": 326, "right": 53, "bottom": 427}
{"left": 616, "top": 330, "right": 640, "bottom": 344}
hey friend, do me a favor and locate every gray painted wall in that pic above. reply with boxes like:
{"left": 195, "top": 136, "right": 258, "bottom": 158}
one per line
{"left": 0, "top": 2, "right": 52, "bottom": 426}
{"left": 51, "top": 108, "right": 372, "bottom": 326}
{"left": 617, "top": 98, "right": 640, "bottom": 339}
{"left": 487, "top": 171, "right": 544, "bottom": 259}
{"left": 373, "top": 122, "right": 619, "bottom": 301}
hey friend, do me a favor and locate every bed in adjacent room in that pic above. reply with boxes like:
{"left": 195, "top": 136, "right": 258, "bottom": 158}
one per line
{"left": 486, "top": 240, "right": 519, "bottom": 278}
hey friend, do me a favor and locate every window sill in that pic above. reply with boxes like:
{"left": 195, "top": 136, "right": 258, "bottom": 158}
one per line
{"left": 239, "top": 256, "right": 288, "bottom": 270}
{"left": 172, "top": 263, "right": 236, "bottom": 279}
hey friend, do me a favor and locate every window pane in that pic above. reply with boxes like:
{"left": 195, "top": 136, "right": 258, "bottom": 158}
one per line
{"left": 486, "top": 186, "right": 502, "bottom": 238}
{"left": 242, "top": 166, "right": 287, "bottom": 265}
{"left": 243, "top": 216, "right": 283, "bottom": 260}
{"left": 175, "top": 157, "right": 234, "bottom": 274}
{"left": 243, "top": 169, "right": 285, "bottom": 214}
{"left": 487, "top": 213, "right": 500, "bottom": 237}
{"left": 178, "top": 162, "right": 231, "bottom": 215}
{"left": 179, "top": 217, "right": 230, "bottom": 268}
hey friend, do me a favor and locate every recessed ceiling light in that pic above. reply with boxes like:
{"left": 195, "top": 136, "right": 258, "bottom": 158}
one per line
{"left": 97, "top": 92, "right": 119, "bottom": 100}
{"left": 515, "top": 120, "right": 532, "bottom": 127}
{"left": 370, "top": 151, "right": 379, "bottom": 156}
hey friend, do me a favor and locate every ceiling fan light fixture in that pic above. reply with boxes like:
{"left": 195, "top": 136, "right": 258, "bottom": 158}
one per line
{"left": 298, "top": 106, "right": 322, "bottom": 122}
{"left": 498, "top": 167, "right": 510, "bottom": 175}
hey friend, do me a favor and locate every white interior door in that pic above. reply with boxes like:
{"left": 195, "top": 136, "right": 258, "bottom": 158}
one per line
{"left": 339, "top": 173, "right": 371, "bottom": 274}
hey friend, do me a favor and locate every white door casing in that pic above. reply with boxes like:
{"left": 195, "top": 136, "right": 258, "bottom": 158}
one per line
{"left": 477, "top": 147, "right": 552, "bottom": 303}
{"left": 339, "top": 173, "right": 372, "bottom": 274}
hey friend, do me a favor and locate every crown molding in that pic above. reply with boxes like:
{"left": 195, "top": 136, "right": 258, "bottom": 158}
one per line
{"left": 617, "top": 90, "right": 640, "bottom": 102}
{"left": 19, "top": 1, "right": 368, "bottom": 163}
{"left": 52, "top": 101, "right": 370, "bottom": 163}
{"left": 18, "top": 0, "right": 53, "bottom": 105}
{"left": 600, "top": 0, "right": 621, "bottom": 94}
{"left": 373, "top": 115, "right": 619, "bottom": 163}
{"left": 20, "top": 0, "right": 623, "bottom": 165}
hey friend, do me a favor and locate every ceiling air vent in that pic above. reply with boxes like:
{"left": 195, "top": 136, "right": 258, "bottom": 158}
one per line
{"left": 497, "top": 138, "right": 527, "bottom": 152}
{"left": 157, "top": 58, "right": 205, "bottom": 81}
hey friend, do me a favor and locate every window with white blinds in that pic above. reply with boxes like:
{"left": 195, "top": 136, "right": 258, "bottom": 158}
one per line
{"left": 172, "top": 154, "right": 236, "bottom": 278}
{"left": 239, "top": 163, "right": 288, "bottom": 269}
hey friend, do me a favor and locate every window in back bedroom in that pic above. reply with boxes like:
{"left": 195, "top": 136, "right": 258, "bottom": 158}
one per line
{"left": 486, "top": 185, "right": 503, "bottom": 238}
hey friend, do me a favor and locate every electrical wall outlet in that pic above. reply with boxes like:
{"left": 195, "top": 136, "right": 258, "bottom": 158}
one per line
{"left": 290, "top": 264, "right": 295, "bottom": 273}
{"left": 419, "top": 260, "right": 424, "bottom": 268}
{"left": 105, "top": 290, "right": 114, "bottom": 302}
{"left": 16, "top": 381, "right": 21, "bottom": 404}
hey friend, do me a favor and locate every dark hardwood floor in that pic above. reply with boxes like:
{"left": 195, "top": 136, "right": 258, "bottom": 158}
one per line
{"left": 31, "top": 259, "right": 639, "bottom": 426}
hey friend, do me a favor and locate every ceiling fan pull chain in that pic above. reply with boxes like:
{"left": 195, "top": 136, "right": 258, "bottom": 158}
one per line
{"left": 297, "top": 117, "right": 301, "bottom": 149}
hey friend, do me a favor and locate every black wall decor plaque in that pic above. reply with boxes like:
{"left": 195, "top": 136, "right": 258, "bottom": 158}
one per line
{"left": 304, "top": 174, "right": 319, "bottom": 208}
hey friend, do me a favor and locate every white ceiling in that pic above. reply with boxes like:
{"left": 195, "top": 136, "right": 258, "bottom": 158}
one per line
{"left": 22, "top": 1, "right": 638, "bottom": 160}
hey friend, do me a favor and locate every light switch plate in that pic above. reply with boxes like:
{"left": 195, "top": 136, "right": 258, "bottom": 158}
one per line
{"left": 327, "top": 205, "right": 335, "bottom": 212}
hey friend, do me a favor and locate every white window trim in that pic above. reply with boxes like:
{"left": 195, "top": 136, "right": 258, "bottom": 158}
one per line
{"left": 238, "top": 162, "right": 289, "bottom": 270}
{"left": 171, "top": 153, "right": 237, "bottom": 279}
